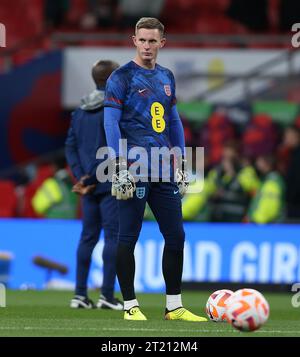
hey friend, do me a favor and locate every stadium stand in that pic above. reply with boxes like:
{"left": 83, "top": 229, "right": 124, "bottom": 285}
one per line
{"left": 0, "top": 180, "right": 17, "bottom": 217}
{"left": 242, "top": 114, "right": 279, "bottom": 160}
{"left": 0, "top": 0, "right": 299, "bottom": 222}
{"left": 197, "top": 112, "right": 236, "bottom": 166}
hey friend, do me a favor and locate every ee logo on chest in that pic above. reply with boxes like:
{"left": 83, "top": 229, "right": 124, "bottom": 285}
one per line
{"left": 150, "top": 102, "right": 165, "bottom": 133}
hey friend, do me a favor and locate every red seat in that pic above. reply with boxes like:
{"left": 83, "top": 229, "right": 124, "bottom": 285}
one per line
{"left": 197, "top": 112, "right": 236, "bottom": 166}
{"left": 66, "top": 0, "right": 88, "bottom": 26}
{"left": 0, "top": 0, "right": 44, "bottom": 64}
{"left": 195, "top": 15, "right": 248, "bottom": 34}
{"left": 242, "top": 114, "right": 278, "bottom": 160}
{"left": 0, "top": 180, "right": 17, "bottom": 217}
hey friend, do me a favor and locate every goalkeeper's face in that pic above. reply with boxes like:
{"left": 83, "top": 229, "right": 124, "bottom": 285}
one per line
{"left": 133, "top": 28, "right": 166, "bottom": 66}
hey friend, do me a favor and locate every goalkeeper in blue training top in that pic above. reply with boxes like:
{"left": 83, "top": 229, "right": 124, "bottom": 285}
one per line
{"left": 103, "top": 17, "right": 207, "bottom": 322}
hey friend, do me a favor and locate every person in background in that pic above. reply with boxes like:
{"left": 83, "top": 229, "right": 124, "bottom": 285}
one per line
{"left": 32, "top": 157, "right": 78, "bottom": 219}
{"left": 182, "top": 141, "right": 260, "bottom": 222}
{"left": 65, "top": 59, "right": 123, "bottom": 310}
{"left": 248, "top": 155, "right": 285, "bottom": 224}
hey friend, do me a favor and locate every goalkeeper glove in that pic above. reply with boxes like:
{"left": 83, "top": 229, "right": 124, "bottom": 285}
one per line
{"left": 111, "top": 158, "right": 136, "bottom": 200}
{"left": 175, "top": 157, "right": 189, "bottom": 197}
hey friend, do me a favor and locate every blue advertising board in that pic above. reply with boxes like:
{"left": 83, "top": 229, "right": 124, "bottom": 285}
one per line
{"left": 0, "top": 219, "right": 300, "bottom": 291}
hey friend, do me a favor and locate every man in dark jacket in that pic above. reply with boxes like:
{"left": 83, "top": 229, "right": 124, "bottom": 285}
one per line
{"left": 65, "top": 59, "right": 123, "bottom": 310}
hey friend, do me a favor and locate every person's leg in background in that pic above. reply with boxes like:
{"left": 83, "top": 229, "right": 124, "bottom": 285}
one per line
{"left": 96, "top": 193, "right": 123, "bottom": 310}
{"left": 70, "top": 194, "right": 101, "bottom": 308}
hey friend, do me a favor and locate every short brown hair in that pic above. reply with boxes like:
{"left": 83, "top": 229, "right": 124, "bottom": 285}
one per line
{"left": 92, "top": 60, "right": 119, "bottom": 87}
{"left": 135, "top": 17, "right": 165, "bottom": 37}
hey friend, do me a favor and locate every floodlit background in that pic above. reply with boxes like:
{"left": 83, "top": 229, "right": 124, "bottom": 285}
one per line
{"left": 0, "top": 0, "right": 300, "bottom": 293}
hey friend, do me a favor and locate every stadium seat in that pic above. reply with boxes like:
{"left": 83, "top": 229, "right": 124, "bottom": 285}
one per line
{"left": 0, "top": 0, "right": 45, "bottom": 65}
{"left": 242, "top": 114, "right": 279, "bottom": 160}
{"left": 195, "top": 15, "right": 248, "bottom": 34}
{"left": 66, "top": 0, "right": 88, "bottom": 26}
{"left": 0, "top": 180, "right": 17, "bottom": 217}
{"left": 197, "top": 112, "right": 236, "bottom": 166}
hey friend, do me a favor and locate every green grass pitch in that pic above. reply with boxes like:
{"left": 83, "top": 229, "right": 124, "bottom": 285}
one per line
{"left": 0, "top": 290, "right": 299, "bottom": 337}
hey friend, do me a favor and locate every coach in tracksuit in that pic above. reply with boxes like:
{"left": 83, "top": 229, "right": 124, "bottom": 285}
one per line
{"left": 65, "top": 60, "right": 123, "bottom": 310}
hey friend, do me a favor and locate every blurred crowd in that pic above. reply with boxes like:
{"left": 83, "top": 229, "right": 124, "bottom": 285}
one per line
{"left": 44, "top": 0, "right": 166, "bottom": 30}
{"left": 180, "top": 112, "right": 300, "bottom": 223}
{"left": 1, "top": 0, "right": 300, "bottom": 223}
{"left": 44, "top": 0, "right": 300, "bottom": 34}
{"left": 1, "top": 0, "right": 298, "bottom": 73}
{"left": 0, "top": 156, "right": 79, "bottom": 220}
{"left": 1, "top": 111, "right": 300, "bottom": 224}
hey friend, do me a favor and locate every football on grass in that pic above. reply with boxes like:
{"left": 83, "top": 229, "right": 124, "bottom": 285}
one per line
{"left": 225, "top": 288, "right": 270, "bottom": 332}
{"left": 206, "top": 289, "right": 234, "bottom": 322}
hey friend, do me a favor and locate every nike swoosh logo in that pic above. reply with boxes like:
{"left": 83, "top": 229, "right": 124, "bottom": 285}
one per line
{"left": 174, "top": 190, "right": 179, "bottom": 194}
{"left": 138, "top": 89, "right": 146, "bottom": 93}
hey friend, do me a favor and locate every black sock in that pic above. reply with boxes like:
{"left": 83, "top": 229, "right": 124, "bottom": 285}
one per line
{"left": 162, "top": 247, "right": 183, "bottom": 295}
{"left": 116, "top": 242, "right": 136, "bottom": 301}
